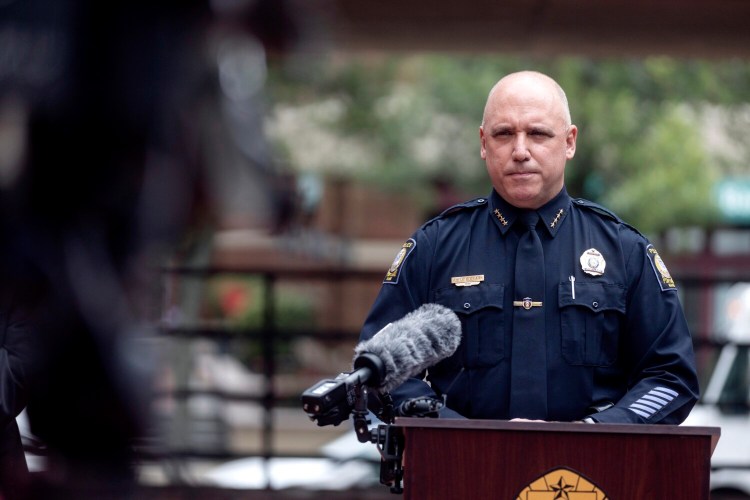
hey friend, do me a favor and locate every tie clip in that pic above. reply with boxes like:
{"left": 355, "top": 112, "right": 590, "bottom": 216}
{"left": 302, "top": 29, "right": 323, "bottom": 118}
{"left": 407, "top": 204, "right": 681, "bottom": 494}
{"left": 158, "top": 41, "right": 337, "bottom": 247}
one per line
{"left": 513, "top": 297, "right": 543, "bottom": 310}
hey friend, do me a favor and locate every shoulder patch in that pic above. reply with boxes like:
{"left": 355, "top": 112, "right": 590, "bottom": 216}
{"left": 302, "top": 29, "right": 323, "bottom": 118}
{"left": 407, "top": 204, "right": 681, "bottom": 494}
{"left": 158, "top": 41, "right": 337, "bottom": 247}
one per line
{"left": 383, "top": 238, "right": 416, "bottom": 284}
{"left": 438, "top": 197, "right": 488, "bottom": 218}
{"left": 646, "top": 244, "right": 677, "bottom": 291}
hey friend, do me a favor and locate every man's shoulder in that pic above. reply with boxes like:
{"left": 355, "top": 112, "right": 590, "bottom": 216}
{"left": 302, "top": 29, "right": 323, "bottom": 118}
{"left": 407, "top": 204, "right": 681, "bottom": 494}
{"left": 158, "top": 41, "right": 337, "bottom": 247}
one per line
{"left": 436, "top": 197, "right": 489, "bottom": 218}
{"left": 571, "top": 198, "right": 621, "bottom": 222}
{"left": 571, "top": 198, "right": 646, "bottom": 239}
{"left": 413, "top": 197, "right": 488, "bottom": 244}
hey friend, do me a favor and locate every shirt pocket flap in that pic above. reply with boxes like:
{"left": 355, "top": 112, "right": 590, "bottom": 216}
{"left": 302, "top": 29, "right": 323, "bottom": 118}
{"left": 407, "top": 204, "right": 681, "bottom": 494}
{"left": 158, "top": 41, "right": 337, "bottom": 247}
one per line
{"left": 435, "top": 284, "right": 505, "bottom": 315}
{"left": 434, "top": 283, "right": 506, "bottom": 368}
{"left": 558, "top": 281, "right": 626, "bottom": 313}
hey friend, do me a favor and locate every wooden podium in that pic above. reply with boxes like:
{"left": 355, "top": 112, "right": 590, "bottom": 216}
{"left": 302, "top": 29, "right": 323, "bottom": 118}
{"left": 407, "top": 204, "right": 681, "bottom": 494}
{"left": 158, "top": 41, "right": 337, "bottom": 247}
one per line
{"left": 395, "top": 418, "right": 720, "bottom": 499}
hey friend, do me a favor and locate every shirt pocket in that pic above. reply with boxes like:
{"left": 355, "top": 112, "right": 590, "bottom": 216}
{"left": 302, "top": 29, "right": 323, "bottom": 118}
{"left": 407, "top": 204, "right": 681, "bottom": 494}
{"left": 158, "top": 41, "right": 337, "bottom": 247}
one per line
{"left": 434, "top": 284, "right": 505, "bottom": 368}
{"left": 558, "top": 281, "right": 626, "bottom": 366}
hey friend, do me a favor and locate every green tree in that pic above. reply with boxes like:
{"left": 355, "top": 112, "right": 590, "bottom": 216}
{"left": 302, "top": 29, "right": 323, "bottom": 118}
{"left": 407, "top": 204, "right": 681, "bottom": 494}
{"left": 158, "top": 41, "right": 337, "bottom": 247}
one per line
{"left": 265, "top": 55, "right": 750, "bottom": 232}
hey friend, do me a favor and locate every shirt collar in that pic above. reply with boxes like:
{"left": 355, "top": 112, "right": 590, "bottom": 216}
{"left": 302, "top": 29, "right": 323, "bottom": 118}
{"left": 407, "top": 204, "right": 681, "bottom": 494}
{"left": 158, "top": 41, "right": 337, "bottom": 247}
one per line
{"left": 489, "top": 187, "right": 571, "bottom": 238}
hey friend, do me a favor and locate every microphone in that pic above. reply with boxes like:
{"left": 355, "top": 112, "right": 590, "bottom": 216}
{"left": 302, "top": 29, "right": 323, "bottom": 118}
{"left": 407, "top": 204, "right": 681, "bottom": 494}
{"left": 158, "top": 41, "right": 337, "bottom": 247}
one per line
{"left": 353, "top": 303, "right": 462, "bottom": 392}
{"left": 301, "top": 303, "right": 462, "bottom": 425}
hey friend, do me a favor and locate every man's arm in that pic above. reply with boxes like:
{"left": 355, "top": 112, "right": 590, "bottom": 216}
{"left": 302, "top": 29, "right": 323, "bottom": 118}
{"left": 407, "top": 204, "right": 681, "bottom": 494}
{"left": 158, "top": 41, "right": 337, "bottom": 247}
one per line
{"left": 359, "top": 228, "right": 465, "bottom": 419}
{"left": 587, "top": 239, "right": 699, "bottom": 424}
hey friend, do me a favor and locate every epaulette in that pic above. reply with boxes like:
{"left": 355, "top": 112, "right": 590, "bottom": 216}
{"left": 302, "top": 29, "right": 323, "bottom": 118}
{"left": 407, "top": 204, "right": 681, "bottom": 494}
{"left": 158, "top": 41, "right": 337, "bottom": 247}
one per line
{"left": 572, "top": 198, "right": 646, "bottom": 238}
{"left": 438, "top": 197, "right": 489, "bottom": 218}
{"left": 572, "top": 198, "right": 621, "bottom": 223}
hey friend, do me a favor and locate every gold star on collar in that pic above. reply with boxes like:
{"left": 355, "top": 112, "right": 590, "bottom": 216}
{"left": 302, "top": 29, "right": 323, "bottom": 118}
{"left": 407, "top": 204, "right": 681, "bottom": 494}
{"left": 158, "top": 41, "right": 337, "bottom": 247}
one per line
{"left": 550, "top": 208, "right": 564, "bottom": 228}
{"left": 493, "top": 208, "right": 509, "bottom": 226}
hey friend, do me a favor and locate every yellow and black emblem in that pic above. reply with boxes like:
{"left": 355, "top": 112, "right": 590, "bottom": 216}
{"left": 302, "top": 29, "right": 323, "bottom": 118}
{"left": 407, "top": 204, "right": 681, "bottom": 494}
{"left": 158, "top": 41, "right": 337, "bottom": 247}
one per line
{"left": 384, "top": 238, "right": 416, "bottom": 284}
{"left": 516, "top": 466, "right": 608, "bottom": 499}
{"left": 646, "top": 244, "right": 676, "bottom": 291}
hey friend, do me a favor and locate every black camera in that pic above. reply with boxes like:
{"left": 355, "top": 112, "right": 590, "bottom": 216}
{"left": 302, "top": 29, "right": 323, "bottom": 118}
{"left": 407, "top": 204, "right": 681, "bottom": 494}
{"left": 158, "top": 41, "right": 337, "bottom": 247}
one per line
{"left": 301, "top": 352, "right": 384, "bottom": 426}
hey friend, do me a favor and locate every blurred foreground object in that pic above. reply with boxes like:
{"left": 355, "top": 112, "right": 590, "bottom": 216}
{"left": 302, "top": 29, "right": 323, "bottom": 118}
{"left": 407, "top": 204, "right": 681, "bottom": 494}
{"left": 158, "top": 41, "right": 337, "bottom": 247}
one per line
{"left": 0, "top": 0, "right": 308, "bottom": 497}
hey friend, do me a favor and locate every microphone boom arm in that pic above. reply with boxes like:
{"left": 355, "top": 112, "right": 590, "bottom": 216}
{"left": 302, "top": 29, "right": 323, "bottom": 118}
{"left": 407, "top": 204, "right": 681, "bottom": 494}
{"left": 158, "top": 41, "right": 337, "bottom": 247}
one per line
{"left": 301, "top": 301, "right": 464, "bottom": 494}
{"left": 302, "top": 370, "right": 404, "bottom": 493}
{"left": 353, "top": 385, "right": 404, "bottom": 494}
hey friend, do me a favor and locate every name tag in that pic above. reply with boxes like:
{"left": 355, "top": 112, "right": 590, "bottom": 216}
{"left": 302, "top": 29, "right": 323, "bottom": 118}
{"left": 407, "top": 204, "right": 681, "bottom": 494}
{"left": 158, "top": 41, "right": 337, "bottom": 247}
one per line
{"left": 451, "top": 275, "right": 485, "bottom": 287}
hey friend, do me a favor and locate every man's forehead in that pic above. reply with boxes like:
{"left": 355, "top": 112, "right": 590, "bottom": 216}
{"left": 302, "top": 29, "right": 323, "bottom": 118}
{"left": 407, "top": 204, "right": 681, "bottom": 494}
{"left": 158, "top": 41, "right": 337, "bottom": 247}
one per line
{"left": 486, "top": 101, "right": 561, "bottom": 126}
{"left": 487, "top": 88, "right": 563, "bottom": 124}
{"left": 494, "top": 82, "right": 557, "bottom": 108}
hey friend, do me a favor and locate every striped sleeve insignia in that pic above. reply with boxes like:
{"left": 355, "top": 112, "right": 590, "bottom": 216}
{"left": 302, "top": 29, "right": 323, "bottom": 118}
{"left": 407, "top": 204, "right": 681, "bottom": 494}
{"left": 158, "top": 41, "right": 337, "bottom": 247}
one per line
{"left": 627, "top": 386, "right": 678, "bottom": 420}
{"left": 383, "top": 238, "right": 416, "bottom": 284}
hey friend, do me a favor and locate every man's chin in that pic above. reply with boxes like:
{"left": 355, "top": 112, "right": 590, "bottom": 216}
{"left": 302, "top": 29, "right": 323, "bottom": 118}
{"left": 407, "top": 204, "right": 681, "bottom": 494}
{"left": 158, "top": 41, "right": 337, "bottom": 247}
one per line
{"left": 505, "top": 193, "right": 542, "bottom": 210}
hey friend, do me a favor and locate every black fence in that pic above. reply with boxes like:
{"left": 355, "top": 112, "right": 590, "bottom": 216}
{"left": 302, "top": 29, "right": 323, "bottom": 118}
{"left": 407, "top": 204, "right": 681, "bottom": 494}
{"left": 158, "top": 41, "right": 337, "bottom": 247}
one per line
{"left": 22, "top": 261, "right": 746, "bottom": 494}
{"left": 152, "top": 262, "right": 750, "bottom": 457}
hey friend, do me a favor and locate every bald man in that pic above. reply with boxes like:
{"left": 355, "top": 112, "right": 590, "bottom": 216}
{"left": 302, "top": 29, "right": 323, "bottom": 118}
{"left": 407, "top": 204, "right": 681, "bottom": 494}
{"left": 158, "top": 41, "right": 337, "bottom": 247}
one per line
{"left": 358, "top": 71, "right": 699, "bottom": 424}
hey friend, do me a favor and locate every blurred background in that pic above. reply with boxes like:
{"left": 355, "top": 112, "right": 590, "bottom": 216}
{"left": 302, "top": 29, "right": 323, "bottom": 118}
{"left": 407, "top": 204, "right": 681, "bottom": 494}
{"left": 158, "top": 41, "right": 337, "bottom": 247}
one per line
{"left": 1, "top": 0, "right": 749, "bottom": 498}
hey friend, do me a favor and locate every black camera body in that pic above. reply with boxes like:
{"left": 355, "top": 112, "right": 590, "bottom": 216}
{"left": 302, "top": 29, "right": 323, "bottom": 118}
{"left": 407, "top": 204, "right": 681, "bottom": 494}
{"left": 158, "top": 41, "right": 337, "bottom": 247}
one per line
{"left": 301, "top": 352, "right": 384, "bottom": 426}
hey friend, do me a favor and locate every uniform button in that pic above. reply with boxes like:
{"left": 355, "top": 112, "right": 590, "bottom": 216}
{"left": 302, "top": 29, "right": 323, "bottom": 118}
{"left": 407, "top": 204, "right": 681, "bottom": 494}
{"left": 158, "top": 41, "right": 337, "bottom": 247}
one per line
{"left": 592, "top": 301, "right": 599, "bottom": 309}
{"left": 477, "top": 198, "right": 485, "bottom": 203}
{"left": 463, "top": 303, "right": 471, "bottom": 309}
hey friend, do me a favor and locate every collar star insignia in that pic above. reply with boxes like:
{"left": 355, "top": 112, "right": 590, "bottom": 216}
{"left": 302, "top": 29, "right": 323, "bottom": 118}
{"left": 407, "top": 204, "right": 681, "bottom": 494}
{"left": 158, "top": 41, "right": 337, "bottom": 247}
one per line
{"left": 550, "top": 208, "right": 565, "bottom": 228}
{"left": 493, "top": 208, "right": 509, "bottom": 226}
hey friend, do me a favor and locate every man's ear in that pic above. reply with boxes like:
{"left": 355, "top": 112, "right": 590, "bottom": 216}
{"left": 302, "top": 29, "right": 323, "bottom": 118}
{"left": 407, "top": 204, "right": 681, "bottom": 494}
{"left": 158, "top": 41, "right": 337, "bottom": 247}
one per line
{"left": 479, "top": 126, "right": 487, "bottom": 159}
{"left": 565, "top": 125, "right": 578, "bottom": 159}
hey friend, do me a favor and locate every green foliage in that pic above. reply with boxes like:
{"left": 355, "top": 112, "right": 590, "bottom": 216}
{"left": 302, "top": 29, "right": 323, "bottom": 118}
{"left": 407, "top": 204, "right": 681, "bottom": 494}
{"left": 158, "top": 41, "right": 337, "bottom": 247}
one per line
{"left": 601, "top": 104, "right": 720, "bottom": 233}
{"left": 265, "top": 55, "right": 750, "bottom": 232}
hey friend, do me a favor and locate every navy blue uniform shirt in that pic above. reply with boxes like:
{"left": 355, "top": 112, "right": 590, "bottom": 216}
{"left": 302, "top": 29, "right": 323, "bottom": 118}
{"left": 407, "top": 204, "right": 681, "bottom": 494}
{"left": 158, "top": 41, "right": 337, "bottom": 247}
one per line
{"left": 359, "top": 187, "right": 699, "bottom": 423}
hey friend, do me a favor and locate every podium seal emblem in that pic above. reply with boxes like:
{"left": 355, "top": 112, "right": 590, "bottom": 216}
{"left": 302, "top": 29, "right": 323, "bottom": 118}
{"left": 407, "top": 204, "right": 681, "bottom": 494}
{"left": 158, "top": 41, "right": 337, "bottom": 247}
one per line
{"left": 516, "top": 466, "right": 608, "bottom": 499}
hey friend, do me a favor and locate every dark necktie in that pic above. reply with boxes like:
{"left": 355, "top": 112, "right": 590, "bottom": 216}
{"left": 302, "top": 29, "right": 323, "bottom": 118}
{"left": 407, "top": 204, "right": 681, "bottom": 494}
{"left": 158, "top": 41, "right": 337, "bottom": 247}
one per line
{"left": 509, "top": 211, "right": 548, "bottom": 419}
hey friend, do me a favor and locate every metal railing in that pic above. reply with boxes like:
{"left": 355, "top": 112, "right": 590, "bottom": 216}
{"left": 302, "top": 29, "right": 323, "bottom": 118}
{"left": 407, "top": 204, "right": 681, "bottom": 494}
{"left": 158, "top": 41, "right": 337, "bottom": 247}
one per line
{"left": 156, "top": 265, "right": 384, "bottom": 464}
{"left": 147, "top": 259, "right": 750, "bottom": 485}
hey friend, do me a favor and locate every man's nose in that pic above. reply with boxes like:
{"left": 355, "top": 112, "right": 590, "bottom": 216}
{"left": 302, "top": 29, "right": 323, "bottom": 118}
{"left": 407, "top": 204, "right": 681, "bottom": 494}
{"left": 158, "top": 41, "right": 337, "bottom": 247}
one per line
{"left": 511, "top": 134, "right": 530, "bottom": 161}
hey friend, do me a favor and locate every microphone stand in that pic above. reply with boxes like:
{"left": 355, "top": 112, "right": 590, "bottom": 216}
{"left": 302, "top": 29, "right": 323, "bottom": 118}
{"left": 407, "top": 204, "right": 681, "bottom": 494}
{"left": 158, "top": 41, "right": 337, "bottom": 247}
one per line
{"left": 352, "top": 385, "right": 404, "bottom": 494}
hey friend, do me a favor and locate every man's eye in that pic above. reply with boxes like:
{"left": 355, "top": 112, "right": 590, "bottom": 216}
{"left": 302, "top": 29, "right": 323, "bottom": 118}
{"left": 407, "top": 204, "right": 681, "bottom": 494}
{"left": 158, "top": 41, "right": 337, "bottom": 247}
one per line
{"left": 530, "top": 129, "right": 553, "bottom": 137}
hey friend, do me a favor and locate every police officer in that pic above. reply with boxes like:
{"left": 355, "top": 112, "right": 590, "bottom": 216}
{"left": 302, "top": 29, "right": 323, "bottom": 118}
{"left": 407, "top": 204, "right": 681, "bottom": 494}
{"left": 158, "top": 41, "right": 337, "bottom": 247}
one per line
{"left": 359, "top": 71, "right": 699, "bottom": 423}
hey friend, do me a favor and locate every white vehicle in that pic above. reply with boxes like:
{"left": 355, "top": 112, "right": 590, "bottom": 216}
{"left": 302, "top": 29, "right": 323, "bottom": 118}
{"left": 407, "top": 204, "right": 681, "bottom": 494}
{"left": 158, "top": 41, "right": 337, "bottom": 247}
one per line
{"left": 683, "top": 283, "right": 750, "bottom": 499}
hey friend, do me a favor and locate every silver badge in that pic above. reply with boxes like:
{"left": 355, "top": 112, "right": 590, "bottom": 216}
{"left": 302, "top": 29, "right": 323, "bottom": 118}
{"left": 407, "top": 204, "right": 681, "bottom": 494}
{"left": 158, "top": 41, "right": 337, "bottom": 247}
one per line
{"left": 580, "top": 248, "right": 606, "bottom": 276}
